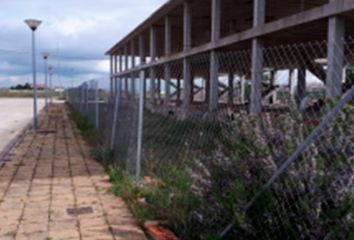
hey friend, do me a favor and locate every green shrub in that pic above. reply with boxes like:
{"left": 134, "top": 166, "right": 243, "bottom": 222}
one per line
{"left": 68, "top": 109, "right": 101, "bottom": 145}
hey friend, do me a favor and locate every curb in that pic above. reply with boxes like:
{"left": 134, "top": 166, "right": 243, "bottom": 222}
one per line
{"left": 0, "top": 121, "right": 32, "bottom": 168}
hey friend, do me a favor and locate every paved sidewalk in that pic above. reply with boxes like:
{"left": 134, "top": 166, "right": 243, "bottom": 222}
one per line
{"left": 0, "top": 104, "right": 146, "bottom": 240}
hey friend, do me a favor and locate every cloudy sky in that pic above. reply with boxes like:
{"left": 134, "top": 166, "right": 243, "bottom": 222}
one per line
{"left": 0, "top": 0, "right": 166, "bottom": 89}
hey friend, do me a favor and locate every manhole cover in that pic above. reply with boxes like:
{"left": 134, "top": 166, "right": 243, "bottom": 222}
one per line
{"left": 36, "top": 129, "right": 57, "bottom": 134}
{"left": 67, "top": 206, "right": 93, "bottom": 216}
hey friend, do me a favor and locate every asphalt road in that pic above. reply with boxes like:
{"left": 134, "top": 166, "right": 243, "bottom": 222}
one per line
{"left": 0, "top": 98, "right": 45, "bottom": 156}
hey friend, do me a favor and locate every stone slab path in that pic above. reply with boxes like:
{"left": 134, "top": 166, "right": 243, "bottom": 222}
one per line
{"left": 0, "top": 104, "right": 146, "bottom": 240}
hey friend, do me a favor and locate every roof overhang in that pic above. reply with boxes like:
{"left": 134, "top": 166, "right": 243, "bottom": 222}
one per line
{"left": 105, "top": 0, "right": 183, "bottom": 55}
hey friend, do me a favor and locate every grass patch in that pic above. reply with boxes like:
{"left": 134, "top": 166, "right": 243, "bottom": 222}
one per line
{"left": 107, "top": 164, "right": 201, "bottom": 238}
{"left": 0, "top": 89, "right": 62, "bottom": 98}
{"left": 68, "top": 108, "right": 101, "bottom": 145}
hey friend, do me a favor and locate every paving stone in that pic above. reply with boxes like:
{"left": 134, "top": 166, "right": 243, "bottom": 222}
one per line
{"left": 0, "top": 104, "right": 146, "bottom": 239}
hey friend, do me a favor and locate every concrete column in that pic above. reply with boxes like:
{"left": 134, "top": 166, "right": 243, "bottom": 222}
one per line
{"left": 131, "top": 41, "right": 136, "bottom": 68}
{"left": 296, "top": 68, "right": 307, "bottom": 108}
{"left": 150, "top": 27, "right": 157, "bottom": 63}
{"left": 241, "top": 76, "right": 246, "bottom": 103}
{"left": 183, "top": 1, "right": 192, "bottom": 109}
{"left": 190, "top": 73, "right": 194, "bottom": 102}
{"left": 211, "top": 0, "right": 221, "bottom": 41}
{"left": 114, "top": 55, "right": 118, "bottom": 73}
{"left": 139, "top": 35, "right": 145, "bottom": 65}
{"left": 177, "top": 77, "right": 181, "bottom": 104}
{"left": 288, "top": 69, "right": 294, "bottom": 102}
{"left": 157, "top": 78, "right": 161, "bottom": 101}
{"left": 253, "top": 0, "right": 265, "bottom": 27}
{"left": 130, "top": 76, "right": 135, "bottom": 96}
{"left": 271, "top": 70, "right": 277, "bottom": 104}
{"left": 183, "top": 1, "right": 192, "bottom": 50}
{"left": 124, "top": 46, "right": 129, "bottom": 96}
{"left": 326, "top": 12, "right": 345, "bottom": 99}
{"left": 164, "top": 64, "right": 171, "bottom": 105}
{"left": 209, "top": 52, "right": 219, "bottom": 110}
{"left": 149, "top": 68, "right": 156, "bottom": 101}
{"left": 164, "top": 16, "right": 172, "bottom": 106}
{"left": 209, "top": 0, "right": 221, "bottom": 111}
{"left": 139, "top": 34, "right": 146, "bottom": 100}
{"left": 114, "top": 55, "right": 118, "bottom": 95}
{"left": 124, "top": 46, "right": 129, "bottom": 71}
{"left": 110, "top": 55, "right": 113, "bottom": 96}
{"left": 131, "top": 40, "right": 136, "bottom": 95}
{"left": 228, "top": 72, "right": 234, "bottom": 105}
{"left": 165, "top": 16, "right": 172, "bottom": 57}
{"left": 150, "top": 27, "right": 157, "bottom": 103}
{"left": 204, "top": 73, "right": 210, "bottom": 103}
{"left": 119, "top": 52, "right": 123, "bottom": 72}
{"left": 250, "top": 0, "right": 265, "bottom": 114}
{"left": 183, "top": 58, "right": 192, "bottom": 108}
{"left": 118, "top": 52, "right": 122, "bottom": 96}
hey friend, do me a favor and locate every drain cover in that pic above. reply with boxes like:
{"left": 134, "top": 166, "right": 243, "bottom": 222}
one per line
{"left": 36, "top": 129, "right": 57, "bottom": 134}
{"left": 67, "top": 206, "right": 93, "bottom": 216}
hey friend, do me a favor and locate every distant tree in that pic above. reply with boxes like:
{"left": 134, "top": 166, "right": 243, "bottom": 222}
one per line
{"left": 23, "top": 83, "right": 32, "bottom": 89}
{"left": 10, "top": 83, "right": 32, "bottom": 90}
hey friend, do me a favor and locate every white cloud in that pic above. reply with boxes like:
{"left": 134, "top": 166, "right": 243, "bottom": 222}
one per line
{"left": 51, "top": 17, "right": 99, "bottom": 37}
{"left": 0, "top": 61, "right": 18, "bottom": 71}
{"left": 0, "top": 0, "right": 166, "bottom": 87}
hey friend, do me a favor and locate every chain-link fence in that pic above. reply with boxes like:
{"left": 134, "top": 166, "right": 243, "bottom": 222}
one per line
{"left": 68, "top": 38, "right": 354, "bottom": 239}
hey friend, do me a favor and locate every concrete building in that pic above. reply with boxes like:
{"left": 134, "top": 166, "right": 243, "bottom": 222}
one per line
{"left": 106, "top": 0, "right": 354, "bottom": 115}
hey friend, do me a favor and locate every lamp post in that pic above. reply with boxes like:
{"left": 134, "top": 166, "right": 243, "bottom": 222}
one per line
{"left": 48, "top": 65, "right": 53, "bottom": 103}
{"left": 25, "top": 19, "right": 42, "bottom": 129}
{"left": 41, "top": 52, "right": 49, "bottom": 112}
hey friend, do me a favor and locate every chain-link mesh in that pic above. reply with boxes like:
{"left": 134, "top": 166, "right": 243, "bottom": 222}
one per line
{"left": 113, "top": 73, "right": 141, "bottom": 175}
{"left": 67, "top": 38, "right": 354, "bottom": 239}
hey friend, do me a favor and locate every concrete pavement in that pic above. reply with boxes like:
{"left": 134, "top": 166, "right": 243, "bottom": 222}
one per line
{"left": 0, "top": 98, "right": 45, "bottom": 158}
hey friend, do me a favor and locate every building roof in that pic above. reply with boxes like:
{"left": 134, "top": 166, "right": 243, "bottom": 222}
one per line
{"left": 106, "top": 0, "right": 183, "bottom": 55}
{"left": 105, "top": 0, "right": 345, "bottom": 57}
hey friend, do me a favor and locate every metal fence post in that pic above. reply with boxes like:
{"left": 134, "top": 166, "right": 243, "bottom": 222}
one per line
{"left": 110, "top": 78, "right": 121, "bottom": 151}
{"left": 85, "top": 83, "right": 89, "bottom": 116}
{"left": 78, "top": 86, "right": 80, "bottom": 111}
{"left": 136, "top": 70, "right": 145, "bottom": 180}
{"left": 74, "top": 88, "right": 76, "bottom": 109}
{"left": 79, "top": 85, "right": 83, "bottom": 113}
{"left": 95, "top": 81, "right": 99, "bottom": 129}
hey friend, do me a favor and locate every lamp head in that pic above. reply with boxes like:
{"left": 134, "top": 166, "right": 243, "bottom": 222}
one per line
{"left": 41, "top": 52, "right": 49, "bottom": 59}
{"left": 25, "top": 19, "right": 42, "bottom": 31}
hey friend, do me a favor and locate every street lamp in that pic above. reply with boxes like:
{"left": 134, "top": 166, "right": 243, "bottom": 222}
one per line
{"left": 48, "top": 65, "right": 53, "bottom": 103}
{"left": 41, "top": 52, "right": 49, "bottom": 112}
{"left": 25, "top": 19, "right": 42, "bottom": 129}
